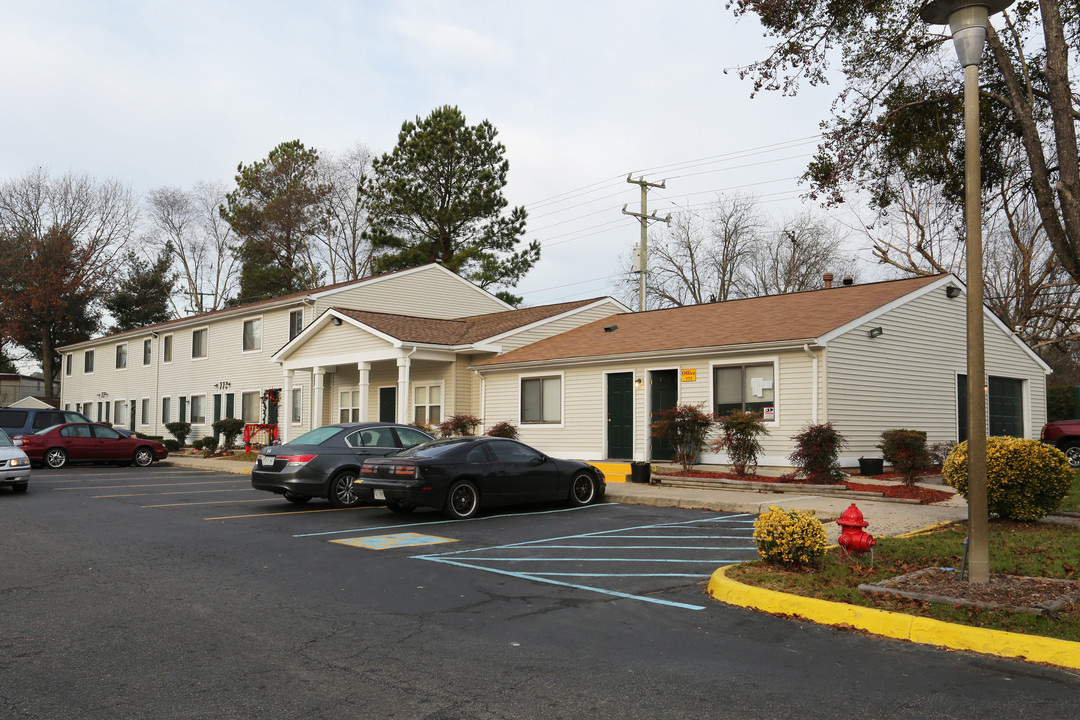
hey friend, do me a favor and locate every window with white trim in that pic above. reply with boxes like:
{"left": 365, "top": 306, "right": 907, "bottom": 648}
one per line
{"left": 190, "top": 395, "right": 206, "bottom": 425}
{"left": 192, "top": 328, "right": 208, "bottom": 359}
{"left": 114, "top": 400, "right": 127, "bottom": 426}
{"left": 84, "top": 350, "right": 95, "bottom": 374}
{"left": 115, "top": 343, "right": 127, "bottom": 369}
{"left": 289, "top": 310, "right": 304, "bottom": 340}
{"left": 161, "top": 396, "right": 171, "bottom": 424}
{"left": 521, "top": 376, "right": 561, "bottom": 424}
{"left": 163, "top": 334, "right": 173, "bottom": 363}
{"left": 65, "top": 354, "right": 72, "bottom": 376}
{"left": 291, "top": 387, "right": 302, "bottom": 423}
{"left": 713, "top": 363, "right": 775, "bottom": 418}
{"left": 242, "top": 318, "right": 261, "bottom": 352}
{"left": 143, "top": 339, "right": 152, "bottom": 366}
{"left": 413, "top": 385, "right": 442, "bottom": 425}
{"left": 241, "top": 391, "right": 260, "bottom": 423}
{"left": 339, "top": 390, "right": 360, "bottom": 423}
{"left": 141, "top": 398, "right": 150, "bottom": 425}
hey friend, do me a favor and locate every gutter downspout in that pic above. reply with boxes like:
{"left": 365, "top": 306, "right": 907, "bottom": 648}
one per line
{"left": 471, "top": 368, "right": 486, "bottom": 431}
{"left": 803, "top": 344, "right": 818, "bottom": 424}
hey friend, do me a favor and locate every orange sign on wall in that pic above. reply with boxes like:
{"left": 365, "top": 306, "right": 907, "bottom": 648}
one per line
{"left": 681, "top": 369, "right": 697, "bottom": 382}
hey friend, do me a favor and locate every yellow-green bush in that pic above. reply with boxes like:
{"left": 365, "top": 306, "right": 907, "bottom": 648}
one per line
{"left": 753, "top": 505, "right": 827, "bottom": 566}
{"left": 943, "top": 437, "right": 1073, "bottom": 521}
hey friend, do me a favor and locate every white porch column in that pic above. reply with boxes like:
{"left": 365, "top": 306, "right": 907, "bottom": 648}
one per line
{"left": 281, "top": 369, "right": 294, "bottom": 443}
{"left": 357, "top": 362, "right": 370, "bottom": 422}
{"left": 396, "top": 355, "right": 411, "bottom": 424}
{"left": 312, "top": 366, "right": 326, "bottom": 429}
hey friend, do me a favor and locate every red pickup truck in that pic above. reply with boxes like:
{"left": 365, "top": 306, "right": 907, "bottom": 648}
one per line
{"left": 1041, "top": 419, "right": 1080, "bottom": 469}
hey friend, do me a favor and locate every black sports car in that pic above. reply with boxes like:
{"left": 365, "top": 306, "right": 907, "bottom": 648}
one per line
{"left": 358, "top": 436, "right": 605, "bottom": 519}
{"left": 252, "top": 423, "right": 434, "bottom": 507}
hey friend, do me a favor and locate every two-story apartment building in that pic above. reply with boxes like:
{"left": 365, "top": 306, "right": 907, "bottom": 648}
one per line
{"left": 58, "top": 264, "right": 627, "bottom": 444}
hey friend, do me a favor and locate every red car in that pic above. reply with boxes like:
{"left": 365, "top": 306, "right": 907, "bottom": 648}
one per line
{"left": 15, "top": 422, "right": 169, "bottom": 469}
{"left": 1041, "top": 419, "right": 1080, "bottom": 469}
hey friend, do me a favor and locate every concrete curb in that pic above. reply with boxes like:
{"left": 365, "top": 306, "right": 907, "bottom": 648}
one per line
{"left": 163, "top": 456, "right": 253, "bottom": 475}
{"left": 706, "top": 565, "right": 1080, "bottom": 671}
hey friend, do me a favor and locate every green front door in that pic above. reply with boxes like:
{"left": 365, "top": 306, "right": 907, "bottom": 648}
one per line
{"left": 606, "top": 373, "right": 633, "bottom": 460}
{"left": 649, "top": 370, "right": 678, "bottom": 461}
{"left": 379, "top": 387, "right": 397, "bottom": 423}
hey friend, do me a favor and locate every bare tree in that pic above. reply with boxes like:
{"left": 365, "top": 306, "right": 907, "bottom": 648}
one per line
{"left": 316, "top": 143, "right": 375, "bottom": 283}
{"left": 145, "top": 182, "right": 238, "bottom": 315}
{"left": 0, "top": 169, "right": 137, "bottom": 391}
{"left": 616, "top": 194, "right": 764, "bottom": 309}
{"left": 744, "top": 212, "right": 858, "bottom": 296}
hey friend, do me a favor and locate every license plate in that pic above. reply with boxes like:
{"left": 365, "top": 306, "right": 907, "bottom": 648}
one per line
{"left": 259, "top": 455, "right": 273, "bottom": 466}
{"left": 373, "top": 489, "right": 385, "bottom": 500}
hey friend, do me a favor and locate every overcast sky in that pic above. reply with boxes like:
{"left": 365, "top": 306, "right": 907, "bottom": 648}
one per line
{"left": 1, "top": 1, "right": 862, "bottom": 308}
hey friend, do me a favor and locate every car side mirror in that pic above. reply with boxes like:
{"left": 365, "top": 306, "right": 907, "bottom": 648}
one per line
{"left": 529, "top": 455, "right": 546, "bottom": 466}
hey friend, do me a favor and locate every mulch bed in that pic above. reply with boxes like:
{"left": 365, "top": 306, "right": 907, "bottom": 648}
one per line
{"left": 661, "top": 469, "right": 955, "bottom": 505}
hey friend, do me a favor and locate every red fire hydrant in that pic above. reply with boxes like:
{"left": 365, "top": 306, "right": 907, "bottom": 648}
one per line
{"left": 836, "top": 503, "right": 875, "bottom": 554}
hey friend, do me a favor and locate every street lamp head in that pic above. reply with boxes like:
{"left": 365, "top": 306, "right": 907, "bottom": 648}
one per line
{"left": 920, "top": 0, "right": 1015, "bottom": 67}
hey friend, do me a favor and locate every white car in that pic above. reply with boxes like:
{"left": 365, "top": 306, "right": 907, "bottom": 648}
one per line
{"left": 0, "top": 428, "right": 31, "bottom": 494}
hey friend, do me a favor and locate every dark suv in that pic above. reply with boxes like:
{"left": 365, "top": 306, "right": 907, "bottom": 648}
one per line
{"left": 0, "top": 408, "right": 91, "bottom": 439}
{"left": 1040, "top": 419, "right": 1080, "bottom": 469}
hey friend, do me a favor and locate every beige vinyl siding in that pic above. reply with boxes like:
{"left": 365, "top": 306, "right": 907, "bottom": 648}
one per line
{"left": 826, "top": 290, "right": 1047, "bottom": 459}
{"left": 497, "top": 302, "right": 623, "bottom": 353}
{"left": 314, "top": 266, "right": 506, "bottom": 319}
{"left": 292, "top": 324, "right": 394, "bottom": 360}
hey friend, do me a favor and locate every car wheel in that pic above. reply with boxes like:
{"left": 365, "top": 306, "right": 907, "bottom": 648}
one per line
{"left": 444, "top": 479, "right": 479, "bottom": 520}
{"left": 328, "top": 471, "right": 362, "bottom": 508}
{"left": 12, "top": 483, "right": 28, "bottom": 494}
{"left": 568, "top": 472, "right": 597, "bottom": 506}
{"left": 1061, "top": 440, "right": 1080, "bottom": 469}
{"left": 284, "top": 492, "right": 311, "bottom": 505}
{"left": 45, "top": 448, "right": 68, "bottom": 469}
{"left": 133, "top": 447, "right": 155, "bottom": 467}
{"left": 387, "top": 500, "right": 416, "bottom": 515}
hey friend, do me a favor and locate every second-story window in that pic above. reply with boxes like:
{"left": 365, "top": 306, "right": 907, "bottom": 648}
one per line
{"left": 243, "top": 318, "right": 262, "bottom": 352}
{"left": 163, "top": 335, "right": 173, "bottom": 363}
{"left": 192, "top": 328, "right": 208, "bottom": 359}
{"left": 143, "top": 339, "right": 152, "bottom": 365}
{"left": 115, "top": 344, "right": 127, "bottom": 369}
{"left": 289, "top": 310, "right": 304, "bottom": 340}
{"left": 65, "top": 354, "right": 72, "bottom": 376}
{"left": 84, "top": 350, "right": 95, "bottom": 374}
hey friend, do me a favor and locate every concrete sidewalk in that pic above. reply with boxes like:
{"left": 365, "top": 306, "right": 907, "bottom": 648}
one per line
{"left": 162, "top": 454, "right": 967, "bottom": 541}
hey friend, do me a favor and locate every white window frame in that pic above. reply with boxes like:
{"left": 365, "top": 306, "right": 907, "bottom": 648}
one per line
{"left": 242, "top": 316, "right": 262, "bottom": 353}
{"left": 115, "top": 343, "right": 128, "bottom": 370}
{"left": 161, "top": 396, "right": 172, "bottom": 424}
{"left": 412, "top": 382, "right": 444, "bottom": 426}
{"left": 142, "top": 338, "right": 152, "bottom": 366}
{"left": 191, "top": 327, "right": 209, "bottom": 360}
{"left": 291, "top": 387, "right": 303, "bottom": 424}
{"left": 708, "top": 356, "right": 780, "bottom": 427}
{"left": 141, "top": 397, "right": 150, "bottom": 426}
{"left": 190, "top": 394, "right": 207, "bottom": 425}
{"left": 84, "top": 350, "right": 95, "bottom": 375}
{"left": 241, "top": 390, "right": 261, "bottom": 423}
{"left": 339, "top": 388, "right": 360, "bottom": 423}
{"left": 65, "top": 353, "right": 73, "bottom": 376}
{"left": 518, "top": 372, "right": 564, "bottom": 427}
{"left": 113, "top": 399, "right": 127, "bottom": 427}
{"left": 289, "top": 309, "right": 304, "bottom": 341}
{"left": 162, "top": 334, "right": 174, "bottom": 364}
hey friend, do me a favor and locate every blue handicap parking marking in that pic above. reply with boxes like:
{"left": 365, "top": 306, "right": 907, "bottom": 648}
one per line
{"left": 412, "top": 513, "right": 758, "bottom": 611}
{"left": 332, "top": 532, "right": 458, "bottom": 550}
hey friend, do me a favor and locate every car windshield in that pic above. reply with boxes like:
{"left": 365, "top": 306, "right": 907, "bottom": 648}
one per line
{"left": 287, "top": 426, "right": 344, "bottom": 446}
{"left": 397, "top": 438, "right": 474, "bottom": 458}
{"left": 0, "top": 429, "right": 11, "bottom": 447}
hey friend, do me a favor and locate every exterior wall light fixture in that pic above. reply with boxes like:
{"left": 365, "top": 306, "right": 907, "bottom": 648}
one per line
{"left": 868, "top": 327, "right": 884, "bottom": 339}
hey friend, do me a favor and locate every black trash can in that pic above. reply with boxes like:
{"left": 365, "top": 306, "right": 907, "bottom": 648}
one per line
{"left": 858, "top": 457, "right": 884, "bottom": 476}
{"left": 630, "top": 461, "right": 651, "bottom": 484}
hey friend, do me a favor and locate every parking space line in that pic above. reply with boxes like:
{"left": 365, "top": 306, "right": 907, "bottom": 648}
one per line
{"left": 55, "top": 480, "right": 245, "bottom": 491}
{"left": 205, "top": 506, "right": 382, "bottom": 520}
{"left": 412, "top": 513, "right": 757, "bottom": 611}
{"left": 92, "top": 488, "right": 255, "bottom": 498}
{"left": 143, "top": 498, "right": 280, "bottom": 508}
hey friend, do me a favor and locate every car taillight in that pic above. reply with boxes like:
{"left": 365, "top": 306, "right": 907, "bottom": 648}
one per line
{"left": 361, "top": 461, "right": 377, "bottom": 476}
{"left": 393, "top": 463, "right": 418, "bottom": 477}
{"left": 278, "top": 454, "right": 316, "bottom": 466}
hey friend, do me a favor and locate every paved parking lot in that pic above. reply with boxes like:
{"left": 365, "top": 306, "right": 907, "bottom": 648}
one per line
{"left": 34, "top": 464, "right": 759, "bottom": 611}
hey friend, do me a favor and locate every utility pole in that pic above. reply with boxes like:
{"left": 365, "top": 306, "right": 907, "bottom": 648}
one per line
{"left": 622, "top": 175, "right": 671, "bottom": 312}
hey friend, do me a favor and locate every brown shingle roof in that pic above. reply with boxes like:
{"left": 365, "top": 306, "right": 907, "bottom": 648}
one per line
{"left": 477, "top": 275, "right": 946, "bottom": 366}
{"left": 333, "top": 298, "right": 606, "bottom": 345}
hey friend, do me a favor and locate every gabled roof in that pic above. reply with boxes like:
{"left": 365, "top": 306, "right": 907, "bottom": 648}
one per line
{"left": 331, "top": 298, "right": 609, "bottom": 346}
{"left": 476, "top": 274, "right": 948, "bottom": 367}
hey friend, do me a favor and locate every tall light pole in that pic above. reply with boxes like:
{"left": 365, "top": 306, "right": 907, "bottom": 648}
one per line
{"left": 919, "top": 0, "right": 1014, "bottom": 585}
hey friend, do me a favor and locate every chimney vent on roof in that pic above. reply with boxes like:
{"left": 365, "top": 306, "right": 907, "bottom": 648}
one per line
{"left": 823, "top": 273, "right": 834, "bottom": 289}
{"left": 843, "top": 276, "right": 854, "bottom": 286}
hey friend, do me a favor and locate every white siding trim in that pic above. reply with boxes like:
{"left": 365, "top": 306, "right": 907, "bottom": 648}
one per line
{"left": 517, "top": 371, "right": 566, "bottom": 428}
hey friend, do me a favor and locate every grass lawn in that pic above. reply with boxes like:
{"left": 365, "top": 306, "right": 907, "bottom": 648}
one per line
{"left": 1062, "top": 472, "right": 1080, "bottom": 513}
{"left": 729, "top": 515, "right": 1080, "bottom": 642}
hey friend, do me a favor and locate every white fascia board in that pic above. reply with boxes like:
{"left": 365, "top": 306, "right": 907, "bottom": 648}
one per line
{"left": 478, "top": 298, "right": 625, "bottom": 345}
{"left": 470, "top": 339, "right": 816, "bottom": 373}
{"left": 271, "top": 309, "right": 402, "bottom": 363}
{"left": 816, "top": 274, "right": 957, "bottom": 346}
{"left": 309, "top": 263, "right": 514, "bottom": 311}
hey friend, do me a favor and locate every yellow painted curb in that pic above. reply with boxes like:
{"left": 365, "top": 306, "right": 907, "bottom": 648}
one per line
{"left": 707, "top": 565, "right": 1080, "bottom": 671}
